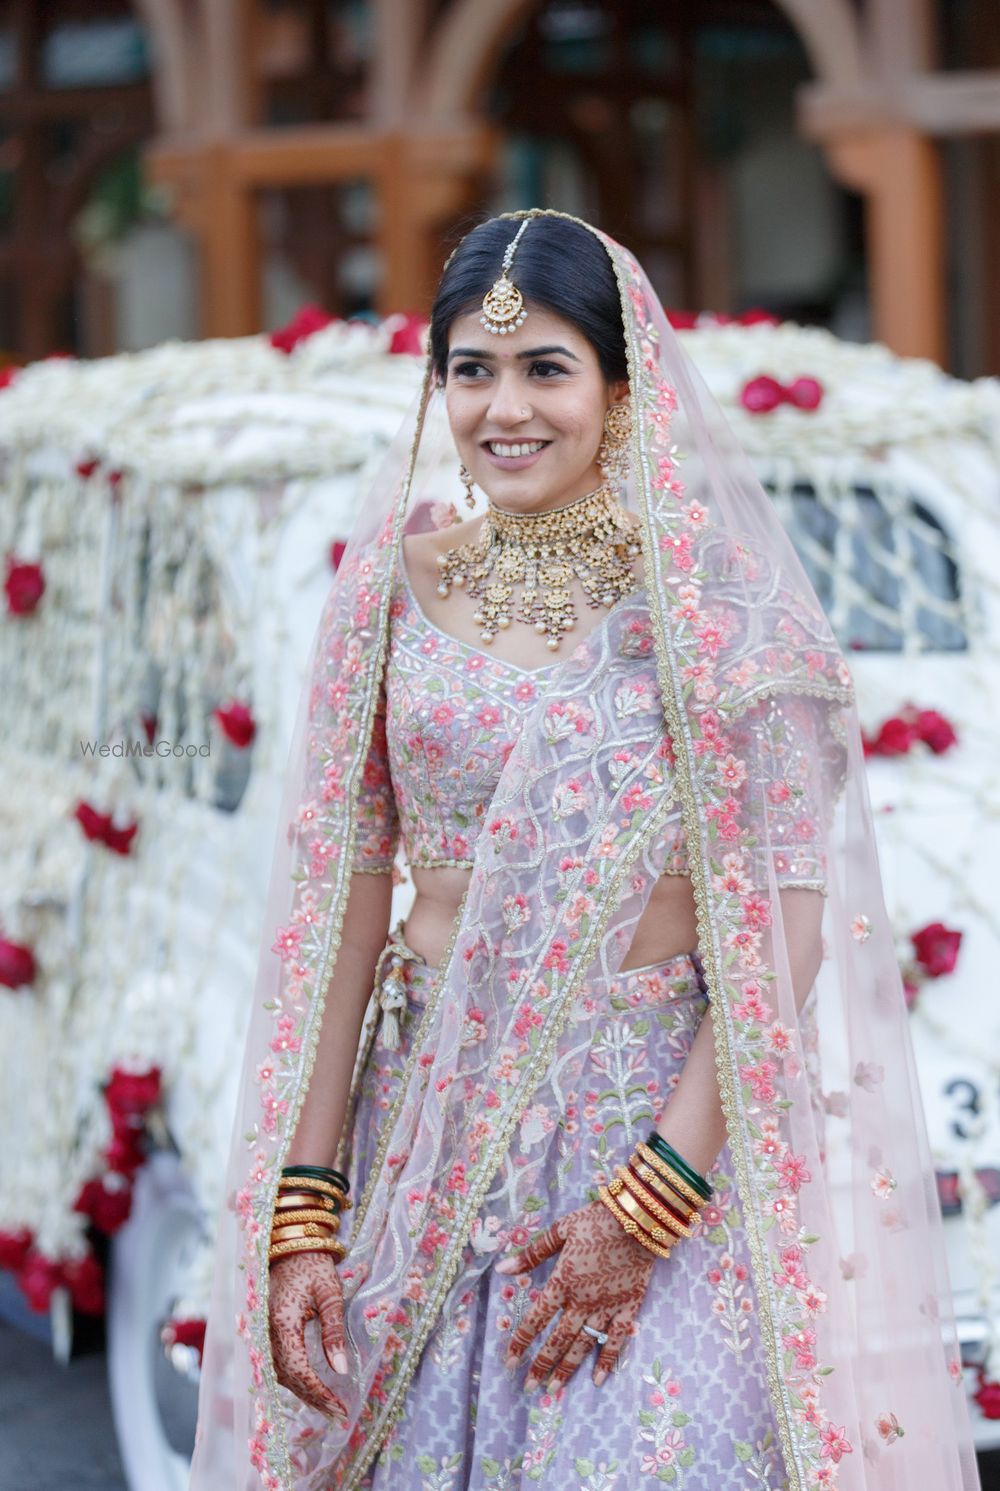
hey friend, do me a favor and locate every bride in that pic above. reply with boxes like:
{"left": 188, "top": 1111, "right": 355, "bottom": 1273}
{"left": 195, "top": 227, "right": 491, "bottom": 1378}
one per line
{"left": 189, "top": 211, "right": 980, "bottom": 1491}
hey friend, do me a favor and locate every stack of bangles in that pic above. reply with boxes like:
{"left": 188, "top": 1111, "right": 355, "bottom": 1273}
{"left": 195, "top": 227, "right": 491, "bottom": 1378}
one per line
{"left": 597, "top": 1131, "right": 713, "bottom": 1259}
{"left": 268, "top": 1164, "right": 353, "bottom": 1265}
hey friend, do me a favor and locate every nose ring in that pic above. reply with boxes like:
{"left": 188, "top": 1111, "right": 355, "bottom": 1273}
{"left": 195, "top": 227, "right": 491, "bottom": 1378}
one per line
{"left": 520, "top": 407, "right": 530, "bottom": 418}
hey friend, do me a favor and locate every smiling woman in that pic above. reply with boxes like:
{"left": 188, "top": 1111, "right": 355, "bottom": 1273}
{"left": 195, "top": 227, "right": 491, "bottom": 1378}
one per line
{"left": 442, "top": 312, "right": 627, "bottom": 509}
{"left": 190, "top": 212, "right": 981, "bottom": 1491}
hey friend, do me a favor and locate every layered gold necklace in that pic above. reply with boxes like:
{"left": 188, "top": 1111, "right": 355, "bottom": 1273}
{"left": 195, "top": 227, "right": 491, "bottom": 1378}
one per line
{"left": 435, "top": 484, "right": 641, "bottom": 651}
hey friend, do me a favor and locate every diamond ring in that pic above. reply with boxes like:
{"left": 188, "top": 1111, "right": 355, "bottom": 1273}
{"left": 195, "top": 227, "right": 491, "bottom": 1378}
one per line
{"left": 581, "top": 1323, "right": 609, "bottom": 1346}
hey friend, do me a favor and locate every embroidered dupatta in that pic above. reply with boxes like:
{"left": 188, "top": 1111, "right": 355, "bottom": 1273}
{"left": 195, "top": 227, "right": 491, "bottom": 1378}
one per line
{"left": 190, "top": 213, "right": 980, "bottom": 1491}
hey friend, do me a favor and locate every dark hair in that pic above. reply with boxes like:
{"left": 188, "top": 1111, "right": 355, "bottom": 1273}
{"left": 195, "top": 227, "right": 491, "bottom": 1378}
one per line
{"left": 429, "top": 215, "right": 628, "bottom": 385}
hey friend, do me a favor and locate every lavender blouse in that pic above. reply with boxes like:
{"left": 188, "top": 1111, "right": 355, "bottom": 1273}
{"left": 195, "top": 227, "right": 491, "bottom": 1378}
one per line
{"left": 351, "top": 549, "right": 825, "bottom": 891}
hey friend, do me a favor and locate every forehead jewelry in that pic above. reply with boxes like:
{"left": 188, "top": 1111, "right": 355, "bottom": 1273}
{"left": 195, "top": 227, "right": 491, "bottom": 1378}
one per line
{"left": 480, "top": 219, "right": 531, "bottom": 336}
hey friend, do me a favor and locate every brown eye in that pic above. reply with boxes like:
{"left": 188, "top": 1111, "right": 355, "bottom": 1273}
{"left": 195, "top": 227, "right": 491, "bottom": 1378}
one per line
{"left": 530, "top": 361, "right": 569, "bottom": 378}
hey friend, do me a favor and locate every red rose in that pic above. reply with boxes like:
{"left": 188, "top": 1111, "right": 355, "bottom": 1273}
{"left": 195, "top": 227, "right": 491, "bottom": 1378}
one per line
{"left": 0, "top": 1227, "right": 33, "bottom": 1270}
{"left": 4, "top": 558, "right": 45, "bottom": 616}
{"left": 75, "top": 457, "right": 100, "bottom": 480}
{"left": 104, "top": 1064, "right": 162, "bottom": 1119}
{"left": 163, "top": 1317, "right": 207, "bottom": 1361}
{"left": 73, "top": 1176, "right": 133, "bottom": 1236}
{"left": 911, "top": 922, "right": 962, "bottom": 979}
{"left": 330, "top": 540, "right": 348, "bottom": 571}
{"left": 914, "top": 709, "right": 957, "bottom": 755}
{"left": 214, "top": 700, "right": 256, "bottom": 748}
{"left": 740, "top": 375, "right": 784, "bottom": 415}
{"left": 787, "top": 376, "right": 823, "bottom": 410}
{"left": 0, "top": 937, "right": 36, "bottom": 989}
{"left": 104, "top": 1127, "right": 146, "bottom": 1174}
{"left": 0, "top": 364, "right": 19, "bottom": 389}
{"left": 902, "top": 973, "right": 921, "bottom": 1011}
{"left": 387, "top": 313, "right": 428, "bottom": 356}
{"left": 269, "top": 304, "right": 335, "bottom": 354}
{"left": 61, "top": 1251, "right": 105, "bottom": 1315}
{"left": 872, "top": 716, "right": 917, "bottom": 756}
{"left": 975, "top": 1372, "right": 1000, "bottom": 1420}
{"left": 737, "top": 308, "right": 779, "bottom": 326}
{"left": 75, "top": 800, "right": 114, "bottom": 842}
{"left": 103, "top": 819, "right": 138, "bottom": 856}
{"left": 74, "top": 802, "right": 138, "bottom": 854}
{"left": 666, "top": 310, "right": 698, "bottom": 330}
{"left": 18, "top": 1250, "right": 63, "bottom": 1313}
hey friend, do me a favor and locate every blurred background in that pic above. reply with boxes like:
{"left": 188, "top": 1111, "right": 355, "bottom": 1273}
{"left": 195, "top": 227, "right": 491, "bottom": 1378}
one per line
{"left": 0, "top": 0, "right": 996, "bottom": 373}
{"left": 1, "top": 4, "right": 1000, "bottom": 1491}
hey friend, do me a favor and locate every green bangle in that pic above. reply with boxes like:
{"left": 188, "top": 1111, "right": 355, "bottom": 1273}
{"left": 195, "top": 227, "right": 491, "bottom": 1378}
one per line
{"left": 646, "top": 1132, "right": 712, "bottom": 1200}
{"left": 282, "top": 1163, "right": 351, "bottom": 1195}
{"left": 646, "top": 1133, "right": 711, "bottom": 1199}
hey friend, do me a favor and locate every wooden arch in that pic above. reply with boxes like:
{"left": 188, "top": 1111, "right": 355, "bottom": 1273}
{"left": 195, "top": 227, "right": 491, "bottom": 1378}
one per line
{"left": 415, "top": 0, "right": 942, "bottom": 362}
{"left": 416, "top": 0, "right": 865, "bottom": 119}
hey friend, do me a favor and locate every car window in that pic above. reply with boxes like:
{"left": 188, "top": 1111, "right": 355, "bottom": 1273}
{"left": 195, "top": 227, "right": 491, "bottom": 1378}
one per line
{"left": 766, "top": 480, "right": 967, "bottom": 653}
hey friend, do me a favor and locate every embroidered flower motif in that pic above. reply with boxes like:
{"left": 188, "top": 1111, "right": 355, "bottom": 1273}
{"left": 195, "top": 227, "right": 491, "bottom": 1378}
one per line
{"left": 870, "top": 1167, "right": 897, "bottom": 1200}
{"left": 501, "top": 894, "right": 531, "bottom": 934}
{"left": 838, "top": 1251, "right": 868, "bottom": 1281}
{"left": 853, "top": 1061, "right": 885, "bottom": 1092}
{"left": 487, "top": 816, "right": 518, "bottom": 851}
{"left": 818, "top": 1423, "right": 853, "bottom": 1463}
{"left": 850, "top": 914, "right": 872, "bottom": 942}
{"left": 875, "top": 1412, "right": 904, "bottom": 1443}
{"left": 552, "top": 779, "right": 590, "bottom": 820}
{"left": 776, "top": 1152, "right": 812, "bottom": 1193}
{"left": 271, "top": 924, "right": 303, "bottom": 962}
{"left": 614, "top": 679, "right": 658, "bottom": 718}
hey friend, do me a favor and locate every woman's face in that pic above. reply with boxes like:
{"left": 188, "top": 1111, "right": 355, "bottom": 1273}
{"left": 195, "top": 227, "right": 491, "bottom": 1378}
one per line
{"left": 443, "top": 304, "right": 627, "bottom": 514}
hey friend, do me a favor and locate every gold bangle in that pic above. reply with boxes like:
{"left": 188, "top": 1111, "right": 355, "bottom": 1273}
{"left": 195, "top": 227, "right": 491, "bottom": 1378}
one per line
{"left": 632, "top": 1160, "right": 699, "bottom": 1223}
{"left": 612, "top": 1184, "right": 678, "bottom": 1248}
{"left": 273, "top": 1192, "right": 338, "bottom": 1214}
{"left": 597, "top": 1186, "right": 673, "bottom": 1259}
{"left": 276, "top": 1176, "right": 352, "bottom": 1209}
{"left": 634, "top": 1141, "right": 705, "bottom": 1210}
{"left": 268, "top": 1237, "right": 346, "bottom": 1263}
{"left": 269, "top": 1208, "right": 341, "bottom": 1231}
{"left": 270, "top": 1222, "right": 334, "bottom": 1243}
{"left": 615, "top": 1166, "right": 693, "bottom": 1239}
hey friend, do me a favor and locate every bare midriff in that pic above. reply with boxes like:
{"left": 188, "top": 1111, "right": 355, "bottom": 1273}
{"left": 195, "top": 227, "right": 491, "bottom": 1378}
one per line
{"left": 403, "top": 866, "right": 698, "bottom": 973}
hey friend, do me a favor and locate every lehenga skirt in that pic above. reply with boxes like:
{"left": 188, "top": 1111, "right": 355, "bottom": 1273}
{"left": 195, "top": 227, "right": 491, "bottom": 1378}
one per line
{"left": 340, "top": 929, "right": 785, "bottom": 1491}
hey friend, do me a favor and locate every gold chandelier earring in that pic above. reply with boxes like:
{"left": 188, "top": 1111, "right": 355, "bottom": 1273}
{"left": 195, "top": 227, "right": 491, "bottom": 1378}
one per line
{"left": 597, "top": 402, "right": 632, "bottom": 492}
{"left": 459, "top": 463, "right": 476, "bottom": 510}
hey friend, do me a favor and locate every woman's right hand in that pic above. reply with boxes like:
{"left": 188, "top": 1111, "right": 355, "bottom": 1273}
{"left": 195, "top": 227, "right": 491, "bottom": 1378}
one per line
{"left": 269, "top": 1252, "right": 351, "bottom": 1420}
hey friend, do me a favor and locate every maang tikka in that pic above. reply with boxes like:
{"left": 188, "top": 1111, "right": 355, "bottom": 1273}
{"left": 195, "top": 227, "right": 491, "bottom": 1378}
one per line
{"left": 480, "top": 218, "right": 531, "bottom": 336}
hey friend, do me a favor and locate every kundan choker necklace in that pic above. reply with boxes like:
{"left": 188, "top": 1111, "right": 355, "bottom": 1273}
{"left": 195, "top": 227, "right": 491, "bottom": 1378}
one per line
{"left": 435, "top": 484, "right": 640, "bottom": 651}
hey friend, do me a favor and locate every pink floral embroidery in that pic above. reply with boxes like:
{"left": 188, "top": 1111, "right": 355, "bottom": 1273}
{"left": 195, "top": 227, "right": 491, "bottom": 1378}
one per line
{"left": 819, "top": 1424, "right": 853, "bottom": 1463}
{"left": 875, "top": 1412, "right": 904, "bottom": 1443}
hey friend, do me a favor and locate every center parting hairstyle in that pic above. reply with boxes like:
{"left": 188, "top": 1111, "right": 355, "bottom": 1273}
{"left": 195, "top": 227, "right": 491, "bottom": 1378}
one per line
{"left": 429, "top": 215, "right": 629, "bottom": 385}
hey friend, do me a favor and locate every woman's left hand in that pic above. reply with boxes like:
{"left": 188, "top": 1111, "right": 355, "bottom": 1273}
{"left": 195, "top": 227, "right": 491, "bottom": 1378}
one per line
{"left": 495, "top": 1197, "right": 657, "bottom": 1391}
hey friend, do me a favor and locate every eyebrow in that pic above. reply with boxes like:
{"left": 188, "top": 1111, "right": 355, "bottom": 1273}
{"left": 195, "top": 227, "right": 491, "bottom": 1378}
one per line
{"left": 447, "top": 344, "right": 582, "bottom": 362}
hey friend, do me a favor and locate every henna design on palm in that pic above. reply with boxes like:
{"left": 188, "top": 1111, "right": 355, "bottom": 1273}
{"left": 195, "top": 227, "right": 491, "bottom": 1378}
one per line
{"left": 268, "top": 1252, "right": 351, "bottom": 1420}
{"left": 495, "top": 1198, "right": 657, "bottom": 1390}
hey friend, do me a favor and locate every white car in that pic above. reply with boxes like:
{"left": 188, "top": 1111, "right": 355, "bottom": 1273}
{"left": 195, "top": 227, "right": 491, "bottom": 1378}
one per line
{"left": 0, "top": 315, "right": 997, "bottom": 1489}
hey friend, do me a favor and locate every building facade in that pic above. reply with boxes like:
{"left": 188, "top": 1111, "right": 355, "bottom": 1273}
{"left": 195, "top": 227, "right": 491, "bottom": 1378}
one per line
{"left": 0, "top": 0, "right": 998, "bottom": 373}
